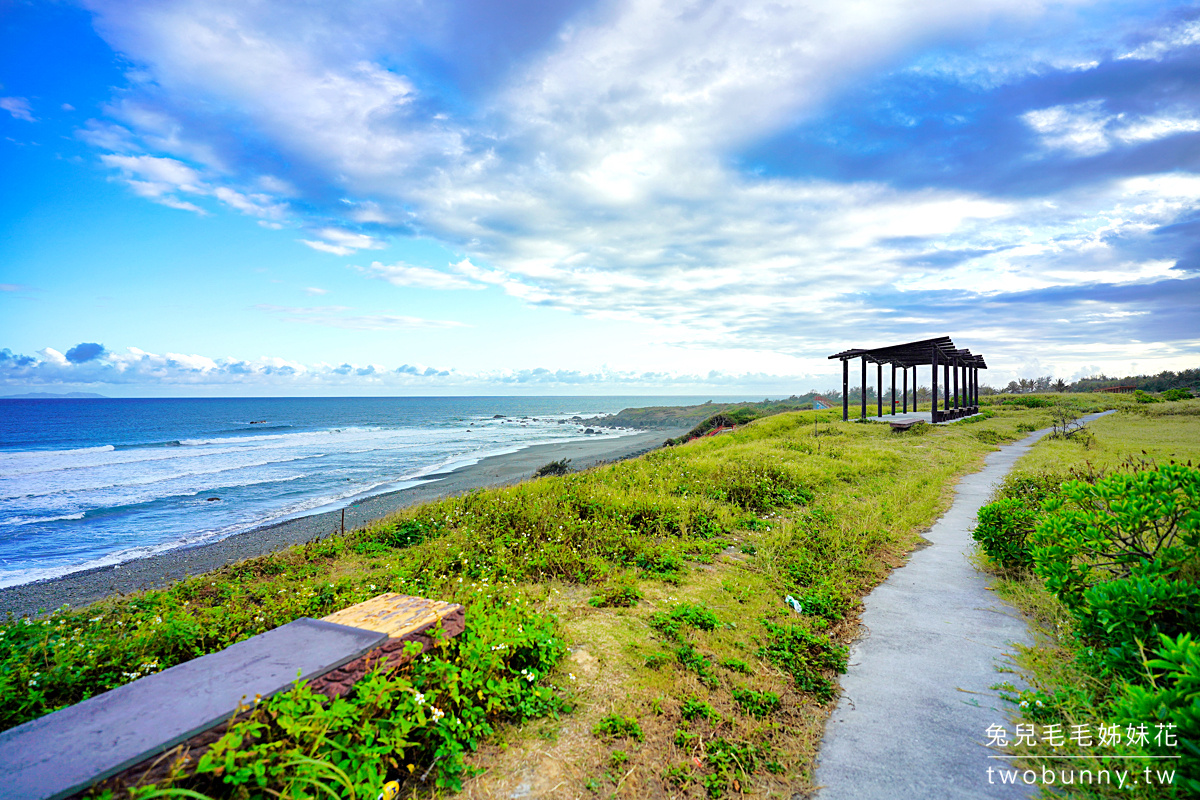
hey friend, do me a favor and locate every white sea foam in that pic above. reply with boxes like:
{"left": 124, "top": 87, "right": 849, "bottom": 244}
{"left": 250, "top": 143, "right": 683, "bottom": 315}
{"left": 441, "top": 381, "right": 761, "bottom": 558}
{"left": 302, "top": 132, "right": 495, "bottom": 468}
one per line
{"left": 0, "top": 406, "right": 644, "bottom": 588}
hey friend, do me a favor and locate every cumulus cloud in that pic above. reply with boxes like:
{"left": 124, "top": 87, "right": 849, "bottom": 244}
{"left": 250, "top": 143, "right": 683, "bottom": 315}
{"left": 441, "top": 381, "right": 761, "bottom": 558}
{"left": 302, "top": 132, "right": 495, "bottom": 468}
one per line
{"left": 65, "top": 342, "right": 107, "bottom": 363}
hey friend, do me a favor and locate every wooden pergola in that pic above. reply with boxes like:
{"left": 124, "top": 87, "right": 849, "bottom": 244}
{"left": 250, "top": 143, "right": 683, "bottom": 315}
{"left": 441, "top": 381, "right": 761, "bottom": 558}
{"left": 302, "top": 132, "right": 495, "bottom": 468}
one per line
{"left": 827, "top": 336, "right": 987, "bottom": 423}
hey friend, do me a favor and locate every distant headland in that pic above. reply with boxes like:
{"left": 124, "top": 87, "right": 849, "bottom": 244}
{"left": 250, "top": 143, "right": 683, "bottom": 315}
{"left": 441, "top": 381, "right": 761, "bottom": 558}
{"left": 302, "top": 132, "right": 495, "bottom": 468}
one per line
{"left": 0, "top": 391, "right": 109, "bottom": 399}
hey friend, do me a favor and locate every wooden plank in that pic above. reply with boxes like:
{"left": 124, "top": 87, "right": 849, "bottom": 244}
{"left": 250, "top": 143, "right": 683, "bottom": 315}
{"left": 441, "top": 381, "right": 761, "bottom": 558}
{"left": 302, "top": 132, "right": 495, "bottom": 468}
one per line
{"left": 321, "top": 592, "right": 463, "bottom": 639}
{"left": 0, "top": 619, "right": 386, "bottom": 800}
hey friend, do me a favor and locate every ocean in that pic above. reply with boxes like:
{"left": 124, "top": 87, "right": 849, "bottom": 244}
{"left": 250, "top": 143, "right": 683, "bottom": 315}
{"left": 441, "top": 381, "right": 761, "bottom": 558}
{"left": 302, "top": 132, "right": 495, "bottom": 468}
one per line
{"left": 0, "top": 396, "right": 724, "bottom": 588}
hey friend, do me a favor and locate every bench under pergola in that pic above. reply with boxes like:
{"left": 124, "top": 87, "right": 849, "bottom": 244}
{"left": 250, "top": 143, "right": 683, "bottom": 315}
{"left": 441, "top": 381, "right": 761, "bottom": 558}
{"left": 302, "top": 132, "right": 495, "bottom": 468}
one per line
{"left": 828, "top": 336, "right": 987, "bottom": 423}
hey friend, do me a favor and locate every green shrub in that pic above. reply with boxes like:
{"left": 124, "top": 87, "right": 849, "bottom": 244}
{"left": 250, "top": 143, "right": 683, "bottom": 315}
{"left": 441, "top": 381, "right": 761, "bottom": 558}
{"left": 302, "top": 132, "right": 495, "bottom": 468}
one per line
{"left": 1001, "top": 395, "right": 1055, "bottom": 408}
{"left": 588, "top": 578, "right": 643, "bottom": 608}
{"left": 534, "top": 458, "right": 572, "bottom": 477}
{"left": 1111, "top": 633, "right": 1200, "bottom": 792}
{"left": 720, "top": 657, "right": 752, "bottom": 674}
{"left": 757, "top": 620, "right": 847, "bottom": 701}
{"left": 675, "top": 643, "right": 720, "bottom": 687}
{"left": 1162, "top": 388, "right": 1193, "bottom": 401}
{"left": 649, "top": 603, "right": 720, "bottom": 641}
{"left": 732, "top": 687, "right": 780, "bottom": 718}
{"left": 1031, "top": 463, "right": 1200, "bottom": 610}
{"left": 1074, "top": 562, "right": 1200, "bottom": 680}
{"left": 996, "top": 469, "right": 1067, "bottom": 505}
{"left": 1134, "top": 389, "right": 1162, "bottom": 404}
{"left": 372, "top": 518, "right": 434, "bottom": 549}
{"left": 972, "top": 498, "right": 1038, "bottom": 571}
{"left": 703, "top": 738, "right": 771, "bottom": 798}
{"left": 593, "top": 713, "right": 644, "bottom": 742}
{"left": 680, "top": 697, "right": 718, "bottom": 721}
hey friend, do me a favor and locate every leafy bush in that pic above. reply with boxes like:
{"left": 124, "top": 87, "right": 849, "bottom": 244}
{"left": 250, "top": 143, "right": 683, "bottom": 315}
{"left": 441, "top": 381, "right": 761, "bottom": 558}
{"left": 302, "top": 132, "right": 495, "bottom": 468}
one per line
{"left": 588, "top": 577, "right": 643, "bottom": 608}
{"left": 720, "top": 657, "right": 752, "bottom": 674}
{"left": 1162, "top": 388, "right": 1194, "bottom": 401}
{"left": 372, "top": 518, "right": 434, "bottom": 549}
{"left": 1030, "top": 463, "right": 1200, "bottom": 609}
{"left": 731, "top": 687, "right": 780, "bottom": 718}
{"left": 675, "top": 642, "right": 720, "bottom": 687}
{"left": 649, "top": 603, "right": 720, "bottom": 641}
{"left": 757, "top": 620, "right": 848, "bottom": 701}
{"left": 1134, "top": 389, "right": 1162, "bottom": 404}
{"left": 534, "top": 459, "right": 572, "bottom": 477}
{"left": 1074, "top": 562, "right": 1200, "bottom": 680}
{"left": 972, "top": 498, "right": 1038, "bottom": 571}
{"left": 1001, "top": 395, "right": 1055, "bottom": 408}
{"left": 1111, "top": 633, "right": 1200, "bottom": 793}
{"left": 680, "top": 696, "right": 718, "bottom": 721}
{"left": 593, "top": 713, "right": 644, "bottom": 742}
{"left": 703, "top": 738, "right": 772, "bottom": 798}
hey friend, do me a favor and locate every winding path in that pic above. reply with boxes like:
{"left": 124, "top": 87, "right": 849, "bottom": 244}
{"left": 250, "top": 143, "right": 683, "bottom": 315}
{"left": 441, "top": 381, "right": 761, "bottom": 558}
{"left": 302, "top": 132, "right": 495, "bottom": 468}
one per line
{"left": 814, "top": 412, "right": 1113, "bottom": 799}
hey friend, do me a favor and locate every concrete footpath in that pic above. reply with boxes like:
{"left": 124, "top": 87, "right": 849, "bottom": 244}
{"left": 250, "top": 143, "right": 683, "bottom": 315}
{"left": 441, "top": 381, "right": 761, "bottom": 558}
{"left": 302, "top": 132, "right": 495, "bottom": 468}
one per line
{"left": 814, "top": 411, "right": 1113, "bottom": 799}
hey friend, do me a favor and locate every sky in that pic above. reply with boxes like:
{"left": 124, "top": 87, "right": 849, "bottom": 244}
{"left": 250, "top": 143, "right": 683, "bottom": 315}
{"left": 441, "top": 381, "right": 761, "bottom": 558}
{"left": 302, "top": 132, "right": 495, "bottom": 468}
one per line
{"left": 1, "top": 0, "right": 1198, "bottom": 397}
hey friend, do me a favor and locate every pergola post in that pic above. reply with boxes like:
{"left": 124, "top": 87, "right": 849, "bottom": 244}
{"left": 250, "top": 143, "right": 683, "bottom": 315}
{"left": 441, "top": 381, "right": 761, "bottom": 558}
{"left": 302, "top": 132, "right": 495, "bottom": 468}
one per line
{"left": 842, "top": 359, "right": 849, "bottom": 422}
{"left": 931, "top": 346, "right": 939, "bottom": 421}
{"left": 953, "top": 358, "right": 960, "bottom": 411}
{"left": 891, "top": 364, "right": 896, "bottom": 415}
{"left": 861, "top": 357, "right": 867, "bottom": 420}
{"left": 877, "top": 362, "right": 882, "bottom": 418}
{"left": 973, "top": 366, "right": 979, "bottom": 408}
{"left": 902, "top": 367, "right": 908, "bottom": 412}
{"left": 943, "top": 360, "right": 950, "bottom": 412}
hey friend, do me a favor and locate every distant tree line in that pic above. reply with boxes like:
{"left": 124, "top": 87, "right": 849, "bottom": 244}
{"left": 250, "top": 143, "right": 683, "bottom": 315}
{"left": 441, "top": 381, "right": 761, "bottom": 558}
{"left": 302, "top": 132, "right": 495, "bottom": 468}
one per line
{"left": 989, "top": 368, "right": 1199, "bottom": 395}
{"left": 810, "top": 367, "right": 1198, "bottom": 400}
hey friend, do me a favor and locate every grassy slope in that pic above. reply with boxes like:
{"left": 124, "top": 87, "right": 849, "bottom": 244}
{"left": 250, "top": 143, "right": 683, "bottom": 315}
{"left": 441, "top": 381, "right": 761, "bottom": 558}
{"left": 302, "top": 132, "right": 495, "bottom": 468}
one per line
{"left": 978, "top": 398, "right": 1200, "bottom": 800}
{"left": 1, "top": 402, "right": 1110, "bottom": 798}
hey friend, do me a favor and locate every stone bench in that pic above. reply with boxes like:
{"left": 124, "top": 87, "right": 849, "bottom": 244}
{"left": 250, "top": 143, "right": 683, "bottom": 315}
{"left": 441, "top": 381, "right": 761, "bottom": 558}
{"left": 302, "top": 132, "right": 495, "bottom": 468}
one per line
{"left": 0, "top": 594, "right": 464, "bottom": 800}
{"left": 889, "top": 418, "right": 924, "bottom": 431}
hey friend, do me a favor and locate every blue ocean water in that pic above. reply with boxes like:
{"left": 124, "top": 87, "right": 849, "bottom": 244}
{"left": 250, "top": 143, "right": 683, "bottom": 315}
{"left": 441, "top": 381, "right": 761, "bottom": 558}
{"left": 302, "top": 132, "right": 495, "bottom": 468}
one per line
{"left": 0, "top": 396, "right": 733, "bottom": 587}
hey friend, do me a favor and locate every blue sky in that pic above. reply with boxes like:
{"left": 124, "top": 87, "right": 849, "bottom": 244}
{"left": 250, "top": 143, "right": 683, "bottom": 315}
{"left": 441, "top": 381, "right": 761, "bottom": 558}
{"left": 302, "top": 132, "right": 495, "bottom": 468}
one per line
{"left": 1, "top": 0, "right": 1198, "bottom": 396}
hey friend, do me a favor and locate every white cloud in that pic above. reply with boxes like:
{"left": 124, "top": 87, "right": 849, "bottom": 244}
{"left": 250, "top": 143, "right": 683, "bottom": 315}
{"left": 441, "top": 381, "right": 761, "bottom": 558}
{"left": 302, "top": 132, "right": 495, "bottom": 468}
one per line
{"left": 0, "top": 97, "right": 35, "bottom": 122}
{"left": 356, "top": 261, "right": 483, "bottom": 291}
{"left": 1119, "top": 19, "right": 1200, "bottom": 61}
{"left": 299, "top": 228, "right": 386, "bottom": 256}
{"left": 255, "top": 304, "right": 468, "bottom": 330}
{"left": 1023, "top": 101, "right": 1200, "bottom": 157}
{"left": 1023, "top": 101, "right": 1111, "bottom": 156}
{"left": 303, "top": 286, "right": 328, "bottom": 295}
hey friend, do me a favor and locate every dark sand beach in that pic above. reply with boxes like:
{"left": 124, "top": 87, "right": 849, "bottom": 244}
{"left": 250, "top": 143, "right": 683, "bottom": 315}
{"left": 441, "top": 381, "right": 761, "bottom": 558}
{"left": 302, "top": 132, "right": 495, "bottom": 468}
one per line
{"left": 0, "top": 428, "right": 687, "bottom": 619}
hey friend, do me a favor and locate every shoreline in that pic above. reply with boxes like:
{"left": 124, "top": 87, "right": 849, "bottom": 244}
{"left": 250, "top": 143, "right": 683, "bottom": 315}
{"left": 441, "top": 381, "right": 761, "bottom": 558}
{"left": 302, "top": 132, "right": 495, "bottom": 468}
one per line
{"left": 0, "top": 428, "right": 686, "bottom": 619}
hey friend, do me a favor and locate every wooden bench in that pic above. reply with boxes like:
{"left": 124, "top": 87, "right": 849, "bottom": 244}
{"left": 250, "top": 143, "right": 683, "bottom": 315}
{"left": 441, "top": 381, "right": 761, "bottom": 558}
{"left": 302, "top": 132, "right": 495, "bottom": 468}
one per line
{"left": 889, "top": 418, "right": 924, "bottom": 431}
{"left": 0, "top": 594, "right": 463, "bottom": 800}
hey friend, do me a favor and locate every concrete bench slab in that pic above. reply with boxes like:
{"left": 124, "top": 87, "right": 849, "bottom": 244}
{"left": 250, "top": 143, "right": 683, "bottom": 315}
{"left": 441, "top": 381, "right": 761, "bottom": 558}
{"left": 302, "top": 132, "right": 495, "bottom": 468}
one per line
{"left": 0, "top": 618, "right": 386, "bottom": 800}
{"left": 888, "top": 417, "right": 923, "bottom": 431}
